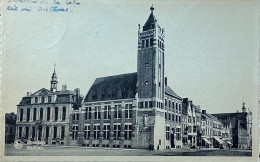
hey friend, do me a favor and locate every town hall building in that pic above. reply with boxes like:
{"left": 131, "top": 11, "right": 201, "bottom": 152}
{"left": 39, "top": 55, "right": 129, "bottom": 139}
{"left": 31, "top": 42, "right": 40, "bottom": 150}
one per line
{"left": 72, "top": 6, "right": 183, "bottom": 150}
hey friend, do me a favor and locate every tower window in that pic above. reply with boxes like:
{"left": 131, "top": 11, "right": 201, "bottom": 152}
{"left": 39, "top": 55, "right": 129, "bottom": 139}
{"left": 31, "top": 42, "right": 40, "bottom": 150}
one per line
{"left": 145, "top": 81, "right": 148, "bottom": 86}
{"left": 159, "top": 82, "right": 161, "bottom": 87}
{"left": 145, "top": 63, "right": 149, "bottom": 68}
{"left": 150, "top": 38, "right": 153, "bottom": 47}
{"left": 159, "top": 64, "right": 161, "bottom": 68}
{"left": 142, "top": 40, "right": 145, "bottom": 48}
{"left": 146, "top": 39, "right": 149, "bottom": 48}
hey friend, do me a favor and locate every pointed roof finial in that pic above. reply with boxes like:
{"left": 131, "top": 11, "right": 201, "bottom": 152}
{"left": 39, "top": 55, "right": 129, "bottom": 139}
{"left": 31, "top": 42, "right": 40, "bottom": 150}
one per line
{"left": 150, "top": 4, "right": 154, "bottom": 13}
{"left": 243, "top": 99, "right": 245, "bottom": 106}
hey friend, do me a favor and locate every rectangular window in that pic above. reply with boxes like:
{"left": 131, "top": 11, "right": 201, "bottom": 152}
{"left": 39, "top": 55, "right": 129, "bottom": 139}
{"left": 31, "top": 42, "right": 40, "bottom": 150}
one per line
{"left": 73, "top": 113, "right": 79, "bottom": 121}
{"left": 53, "top": 126, "right": 57, "bottom": 139}
{"left": 146, "top": 39, "right": 149, "bottom": 47}
{"left": 168, "top": 113, "right": 171, "bottom": 120}
{"left": 26, "top": 108, "right": 30, "bottom": 121}
{"left": 166, "top": 126, "right": 170, "bottom": 140}
{"left": 124, "top": 124, "right": 132, "bottom": 140}
{"left": 20, "top": 109, "right": 23, "bottom": 121}
{"left": 93, "top": 125, "right": 100, "bottom": 139}
{"left": 114, "top": 105, "right": 121, "bottom": 119}
{"left": 142, "top": 40, "right": 145, "bottom": 48}
{"left": 85, "top": 107, "right": 91, "bottom": 120}
{"left": 41, "top": 96, "right": 45, "bottom": 103}
{"left": 84, "top": 125, "right": 91, "bottom": 139}
{"left": 33, "top": 108, "right": 37, "bottom": 121}
{"left": 48, "top": 96, "right": 52, "bottom": 102}
{"left": 46, "top": 127, "right": 49, "bottom": 139}
{"left": 18, "top": 127, "right": 22, "bottom": 138}
{"left": 172, "top": 114, "right": 174, "bottom": 121}
{"left": 61, "top": 126, "right": 65, "bottom": 139}
{"left": 149, "top": 101, "right": 153, "bottom": 108}
{"left": 176, "top": 128, "right": 181, "bottom": 140}
{"left": 47, "top": 107, "right": 50, "bottom": 121}
{"left": 150, "top": 38, "right": 153, "bottom": 47}
{"left": 104, "top": 106, "right": 111, "bottom": 119}
{"left": 72, "top": 125, "right": 78, "bottom": 140}
{"left": 35, "top": 97, "right": 38, "bottom": 103}
{"left": 32, "top": 127, "right": 35, "bottom": 139}
{"left": 145, "top": 101, "right": 148, "bottom": 108}
{"left": 62, "top": 107, "right": 66, "bottom": 121}
{"left": 25, "top": 127, "right": 29, "bottom": 139}
{"left": 40, "top": 108, "right": 43, "bottom": 120}
{"left": 125, "top": 104, "right": 132, "bottom": 119}
{"left": 139, "top": 102, "right": 143, "bottom": 108}
{"left": 113, "top": 124, "right": 121, "bottom": 139}
{"left": 54, "top": 107, "right": 58, "bottom": 121}
{"left": 165, "top": 112, "right": 167, "bottom": 120}
{"left": 94, "top": 106, "right": 101, "bottom": 119}
{"left": 103, "top": 124, "right": 110, "bottom": 140}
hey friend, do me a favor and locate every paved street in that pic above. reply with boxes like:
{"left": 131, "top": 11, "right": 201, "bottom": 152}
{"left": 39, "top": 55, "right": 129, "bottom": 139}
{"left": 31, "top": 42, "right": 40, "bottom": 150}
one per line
{"left": 4, "top": 144, "right": 252, "bottom": 156}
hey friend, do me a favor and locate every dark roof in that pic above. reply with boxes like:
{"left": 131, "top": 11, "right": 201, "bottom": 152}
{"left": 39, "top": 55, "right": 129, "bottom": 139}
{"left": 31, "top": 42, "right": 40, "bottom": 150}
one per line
{"left": 144, "top": 12, "right": 157, "bottom": 26}
{"left": 165, "top": 86, "right": 182, "bottom": 100}
{"left": 18, "top": 97, "right": 31, "bottom": 105}
{"left": 84, "top": 73, "right": 137, "bottom": 102}
{"left": 56, "top": 90, "right": 75, "bottom": 95}
{"left": 212, "top": 113, "right": 247, "bottom": 128}
{"left": 206, "top": 113, "right": 221, "bottom": 122}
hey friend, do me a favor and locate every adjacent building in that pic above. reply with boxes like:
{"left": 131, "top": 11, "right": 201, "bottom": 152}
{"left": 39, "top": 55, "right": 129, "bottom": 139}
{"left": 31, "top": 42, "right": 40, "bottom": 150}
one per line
{"left": 15, "top": 69, "right": 83, "bottom": 145}
{"left": 5, "top": 113, "right": 17, "bottom": 144}
{"left": 212, "top": 102, "right": 252, "bottom": 149}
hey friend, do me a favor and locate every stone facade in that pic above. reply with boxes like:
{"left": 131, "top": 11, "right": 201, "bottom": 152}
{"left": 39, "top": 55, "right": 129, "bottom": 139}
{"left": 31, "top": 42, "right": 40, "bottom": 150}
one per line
{"left": 15, "top": 70, "right": 83, "bottom": 146}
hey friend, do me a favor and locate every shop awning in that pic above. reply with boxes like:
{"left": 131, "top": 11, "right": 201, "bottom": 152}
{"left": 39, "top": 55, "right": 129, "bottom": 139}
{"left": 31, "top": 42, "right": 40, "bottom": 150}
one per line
{"left": 213, "top": 136, "right": 224, "bottom": 144}
{"left": 202, "top": 138, "right": 212, "bottom": 145}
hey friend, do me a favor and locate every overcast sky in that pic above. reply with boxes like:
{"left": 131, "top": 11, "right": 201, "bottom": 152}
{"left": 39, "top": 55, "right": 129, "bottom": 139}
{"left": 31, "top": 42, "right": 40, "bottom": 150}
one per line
{"left": 3, "top": 0, "right": 258, "bottom": 115}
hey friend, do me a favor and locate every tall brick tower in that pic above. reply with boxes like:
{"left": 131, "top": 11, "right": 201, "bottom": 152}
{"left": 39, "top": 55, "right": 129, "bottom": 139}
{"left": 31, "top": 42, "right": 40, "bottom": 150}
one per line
{"left": 134, "top": 5, "right": 166, "bottom": 150}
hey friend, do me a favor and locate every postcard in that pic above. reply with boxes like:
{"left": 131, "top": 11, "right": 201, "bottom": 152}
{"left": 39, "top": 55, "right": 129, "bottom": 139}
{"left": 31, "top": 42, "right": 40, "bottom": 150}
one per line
{"left": 1, "top": 0, "right": 259, "bottom": 161}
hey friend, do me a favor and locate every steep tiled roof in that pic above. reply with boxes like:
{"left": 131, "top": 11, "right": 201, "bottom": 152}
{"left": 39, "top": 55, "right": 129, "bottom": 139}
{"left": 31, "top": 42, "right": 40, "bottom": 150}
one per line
{"left": 212, "top": 112, "right": 247, "bottom": 129}
{"left": 18, "top": 97, "right": 31, "bottom": 105}
{"left": 84, "top": 73, "right": 137, "bottom": 102}
{"left": 165, "top": 86, "right": 182, "bottom": 100}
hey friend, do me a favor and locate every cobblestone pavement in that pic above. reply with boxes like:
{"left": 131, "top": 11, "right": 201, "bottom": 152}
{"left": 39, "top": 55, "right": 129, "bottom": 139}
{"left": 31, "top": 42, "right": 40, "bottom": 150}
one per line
{"left": 4, "top": 144, "right": 252, "bottom": 156}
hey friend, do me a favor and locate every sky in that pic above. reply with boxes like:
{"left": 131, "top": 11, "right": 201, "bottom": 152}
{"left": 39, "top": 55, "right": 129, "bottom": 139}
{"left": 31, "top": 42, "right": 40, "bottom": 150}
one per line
{"left": 2, "top": 0, "right": 259, "bottom": 115}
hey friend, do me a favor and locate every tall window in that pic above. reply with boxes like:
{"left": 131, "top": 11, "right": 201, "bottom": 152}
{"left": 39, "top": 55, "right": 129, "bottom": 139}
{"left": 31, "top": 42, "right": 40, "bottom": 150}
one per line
{"left": 62, "top": 107, "right": 66, "bottom": 121}
{"left": 176, "top": 128, "right": 181, "bottom": 140}
{"left": 142, "top": 40, "right": 145, "bottom": 48}
{"left": 145, "top": 39, "right": 149, "bottom": 47}
{"left": 103, "top": 124, "right": 110, "bottom": 140}
{"left": 18, "top": 127, "right": 22, "bottom": 138}
{"left": 104, "top": 106, "right": 111, "bottom": 119}
{"left": 20, "top": 109, "right": 23, "bottom": 121}
{"left": 172, "top": 102, "right": 175, "bottom": 111}
{"left": 33, "top": 108, "right": 37, "bottom": 121}
{"left": 93, "top": 125, "right": 100, "bottom": 139}
{"left": 47, "top": 107, "right": 50, "bottom": 121}
{"left": 54, "top": 107, "right": 58, "bottom": 121}
{"left": 32, "top": 126, "right": 35, "bottom": 139}
{"left": 72, "top": 125, "right": 78, "bottom": 140}
{"left": 25, "top": 127, "right": 29, "bottom": 139}
{"left": 166, "top": 126, "right": 170, "bottom": 140}
{"left": 48, "top": 96, "right": 52, "bottom": 102}
{"left": 40, "top": 108, "right": 43, "bottom": 120}
{"left": 114, "top": 105, "right": 121, "bottom": 119}
{"left": 124, "top": 124, "right": 132, "bottom": 140}
{"left": 53, "top": 126, "right": 57, "bottom": 139}
{"left": 85, "top": 107, "right": 91, "bottom": 120}
{"left": 41, "top": 96, "right": 45, "bottom": 103}
{"left": 150, "top": 38, "right": 153, "bottom": 47}
{"left": 125, "top": 104, "right": 132, "bottom": 119}
{"left": 113, "top": 124, "right": 121, "bottom": 139}
{"left": 84, "top": 125, "right": 91, "bottom": 139}
{"left": 46, "top": 127, "right": 49, "bottom": 139}
{"left": 61, "top": 126, "right": 65, "bottom": 139}
{"left": 94, "top": 106, "right": 101, "bottom": 119}
{"left": 73, "top": 113, "right": 79, "bottom": 120}
{"left": 172, "top": 114, "right": 174, "bottom": 121}
{"left": 35, "top": 97, "right": 38, "bottom": 103}
{"left": 26, "top": 108, "right": 30, "bottom": 121}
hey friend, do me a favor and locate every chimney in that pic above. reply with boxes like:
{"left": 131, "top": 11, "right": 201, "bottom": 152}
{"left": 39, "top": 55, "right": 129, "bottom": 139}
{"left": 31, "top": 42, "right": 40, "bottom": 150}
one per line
{"left": 62, "top": 85, "right": 67, "bottom": 91}
{"left": 74, "top": 88, "right": 80, "bottom": 102}
{"left": 27, "top": 92, "right": 32, "bottom": 96}
{"left": 165, "top": 77, "right": 167, "bottom": 86}
{"left": 183, "top": 98, "right": 188, "bottom": 103}
{"left": 202, "top": 110, "right": 206, "bottom": 115}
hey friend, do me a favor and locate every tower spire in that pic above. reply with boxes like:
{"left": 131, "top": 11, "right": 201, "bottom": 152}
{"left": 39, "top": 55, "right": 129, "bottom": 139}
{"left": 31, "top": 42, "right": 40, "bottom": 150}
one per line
{"left": 150, "top": 4, "right": 154, "bottom": 13}
{"left": 50, "top": 64, "right": 58, "bottom": 92}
